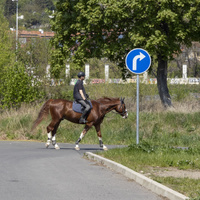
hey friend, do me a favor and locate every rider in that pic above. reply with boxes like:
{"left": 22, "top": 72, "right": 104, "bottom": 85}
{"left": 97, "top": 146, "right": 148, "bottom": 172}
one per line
{"left": 73, "top": 71, "right": 91, "bottom": 124}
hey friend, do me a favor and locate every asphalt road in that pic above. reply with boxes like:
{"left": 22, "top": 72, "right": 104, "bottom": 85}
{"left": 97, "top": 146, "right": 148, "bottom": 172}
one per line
{"left": 0, "top": 141, "right": 163, "bottom": 200}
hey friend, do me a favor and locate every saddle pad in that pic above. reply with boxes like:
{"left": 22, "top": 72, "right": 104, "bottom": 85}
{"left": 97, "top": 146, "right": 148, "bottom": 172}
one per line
{"left": 72, "top": 100, "right": 93, "bottom": 113}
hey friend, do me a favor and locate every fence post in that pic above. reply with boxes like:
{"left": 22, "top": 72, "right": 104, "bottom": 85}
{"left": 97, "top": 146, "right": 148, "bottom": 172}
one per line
{"left": 105, "top": 64, "right": 109, "bottom": 82}
{"left": 85, "top": 64, "right": 90, "bottom": 80}
{"left": 66, "top": 64, "right": 70, "bottom": 77}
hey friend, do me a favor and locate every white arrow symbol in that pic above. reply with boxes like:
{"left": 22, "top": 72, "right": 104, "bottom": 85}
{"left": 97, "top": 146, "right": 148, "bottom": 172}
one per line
{"left": 132, "top": 52, "right": 146, "bottom": 71}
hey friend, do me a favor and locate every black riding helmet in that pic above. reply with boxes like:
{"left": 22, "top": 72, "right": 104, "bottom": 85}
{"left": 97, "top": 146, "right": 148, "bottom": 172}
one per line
{"left": 77, "top": 71, "right": 85, "bottom": 78}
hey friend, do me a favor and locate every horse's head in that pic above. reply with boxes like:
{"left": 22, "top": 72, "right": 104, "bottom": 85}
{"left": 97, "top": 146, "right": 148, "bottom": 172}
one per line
{"left": 115, "top": 98, "right": 128, "bottom": 119}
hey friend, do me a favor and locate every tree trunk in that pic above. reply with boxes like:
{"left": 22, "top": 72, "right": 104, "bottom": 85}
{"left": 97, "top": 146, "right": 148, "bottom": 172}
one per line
{"left": 157, "top": 54, "right": 172, "bottom": 107}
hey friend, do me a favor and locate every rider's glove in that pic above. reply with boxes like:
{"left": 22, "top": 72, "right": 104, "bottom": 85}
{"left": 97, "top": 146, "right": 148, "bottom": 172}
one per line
{"left": 86, "top": 94, "right": 89, "bottom": 99}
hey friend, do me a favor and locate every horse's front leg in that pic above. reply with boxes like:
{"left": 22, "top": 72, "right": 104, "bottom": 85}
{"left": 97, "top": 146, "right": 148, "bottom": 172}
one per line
{"left": 75, "top": 125, "right": 91, "bottom": 150}
{"left": 95, "top": 124, "right": 108, "bottom": 151}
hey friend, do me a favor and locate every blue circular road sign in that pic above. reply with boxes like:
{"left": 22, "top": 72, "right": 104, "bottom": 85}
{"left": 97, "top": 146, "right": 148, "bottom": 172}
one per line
{"left": 125, "top": 48, "right": 151, "bottom": 74}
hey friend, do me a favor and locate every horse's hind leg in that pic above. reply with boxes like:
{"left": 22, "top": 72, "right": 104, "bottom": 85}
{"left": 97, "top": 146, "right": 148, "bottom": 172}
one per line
{"left": 46, "top": 119, "right": 61, "bottom": 149}
{"left": 45, "top": 132, "right": 52, "bottom": 148}
{"left": 51, "top": 120, "right": 61, "bottom": 150}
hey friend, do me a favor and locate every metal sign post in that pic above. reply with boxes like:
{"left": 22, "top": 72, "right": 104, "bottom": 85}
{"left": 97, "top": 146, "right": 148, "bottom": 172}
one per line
{"left": 125, "top": 48, "right": 151, "bottom": 144}
{"left": 136, "top": 74, "right": 140, "bottom": 144}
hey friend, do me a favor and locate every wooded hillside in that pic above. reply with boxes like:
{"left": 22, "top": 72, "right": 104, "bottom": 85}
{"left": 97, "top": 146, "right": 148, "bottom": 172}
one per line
{"left": 3, "top": 0, "right": 56, "bottom": 30}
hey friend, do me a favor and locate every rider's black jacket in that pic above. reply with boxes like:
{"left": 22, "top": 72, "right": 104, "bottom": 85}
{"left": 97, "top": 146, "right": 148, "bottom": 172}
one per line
{"left": 73, "top": 79, "right": 87, "bottom": 100}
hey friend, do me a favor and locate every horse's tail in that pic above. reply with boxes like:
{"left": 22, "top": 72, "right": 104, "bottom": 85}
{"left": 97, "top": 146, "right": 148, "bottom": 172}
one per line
{"left": 31, "top": 99, "right": 53, "bottom": 132}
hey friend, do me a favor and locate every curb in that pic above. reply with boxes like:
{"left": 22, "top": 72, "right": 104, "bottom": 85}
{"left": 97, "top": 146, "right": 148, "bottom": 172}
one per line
{"left": 85, "top": 152, "right": 189, "bottom": 200}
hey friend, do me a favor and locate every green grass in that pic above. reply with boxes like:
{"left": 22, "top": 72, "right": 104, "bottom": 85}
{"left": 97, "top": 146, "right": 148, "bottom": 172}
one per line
{"left": 0, "top": 103, "right": 200, "bottom": 146}
{"left": 153, "top": 177, "right": 200, "bottom": 199}
{"left": 96, "top": 143, "right": 200, "bottom": 198}
{"left": 0, "top": 83, "right": 199, "bottom": 199}
{"left": 46, "top": 82, "right": 199, "bottom": 101}
{"left": 98, "top": 143, "right": 200, "bottom": 169}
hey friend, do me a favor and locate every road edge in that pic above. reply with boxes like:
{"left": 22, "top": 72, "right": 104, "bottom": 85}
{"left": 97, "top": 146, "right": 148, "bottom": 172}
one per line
{"left": 85, "top": 152, "right": 189, "bottom": 200}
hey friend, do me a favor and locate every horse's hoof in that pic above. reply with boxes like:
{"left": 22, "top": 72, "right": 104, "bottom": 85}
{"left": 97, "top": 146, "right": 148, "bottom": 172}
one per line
{"left": 54, "top": 144, "right": 60, "bottom": 150}
{"left": 75, "top": 145, "right": 80, "bottom": 151}
{"left": 45, "top": 143, "right": 50, "bottom": 148}
{"left": 103, "top": 145, "right": 108, "bottom": 151}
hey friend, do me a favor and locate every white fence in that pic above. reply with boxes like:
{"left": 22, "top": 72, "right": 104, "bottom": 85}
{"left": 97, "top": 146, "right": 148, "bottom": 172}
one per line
{"left": 168, "top": 78, "right": 200, "bottom": 85}
{"left": 46, "top": 64, "right": 199, "bottom": 85}
{"left": 68, "top": 78, "right": 199, "bottom": 85}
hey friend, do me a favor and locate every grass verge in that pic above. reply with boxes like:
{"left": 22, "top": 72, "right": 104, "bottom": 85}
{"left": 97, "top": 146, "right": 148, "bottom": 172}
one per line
{"left": 96, "top": 142, "right": 200, "bottom": 199}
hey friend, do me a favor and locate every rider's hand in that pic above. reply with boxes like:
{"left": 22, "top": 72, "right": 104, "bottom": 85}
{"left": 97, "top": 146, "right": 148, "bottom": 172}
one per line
{"left": 85, "top": 99, "right": 90, "bottom": 104}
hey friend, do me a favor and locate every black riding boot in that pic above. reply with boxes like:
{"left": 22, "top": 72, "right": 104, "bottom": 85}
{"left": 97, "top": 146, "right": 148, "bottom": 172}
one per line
{"left": 79, "top": 110, "right": 88, "bottom": 124}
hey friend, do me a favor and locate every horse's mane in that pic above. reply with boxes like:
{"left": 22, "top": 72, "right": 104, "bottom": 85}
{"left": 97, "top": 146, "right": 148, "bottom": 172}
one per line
{"left": 96, "top": 97, "right": 119, "bottom": 102}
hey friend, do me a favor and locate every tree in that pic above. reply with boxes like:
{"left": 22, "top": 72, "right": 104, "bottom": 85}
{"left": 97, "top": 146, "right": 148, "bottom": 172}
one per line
{"left": 183, "top": 43, "right": 200, "bottom": 77}
{"left": 4, "top": 0, "right": 16, "bottom": 19}
{"left": 23, "top": 1, "right": 54, "bottom": 28}
{"left": 17, "top": 37, "right": 50, "bottom": 79}
{"left": 0, "top": 0, "right": 6, "bottom": 10}
{"left": 0, "top": 9, "right": 14, "bottom": 79}
{"left": 0, "top": 10, "right": 43, "bottom": 108}
{"left": 35, "top": 0, "right": 55, "bottom": 10}
{"left": 4, "top": 0, "right": 55, "bottom": 29}
{"left": 51, "top": 0, "right": 200, "bottom": 106}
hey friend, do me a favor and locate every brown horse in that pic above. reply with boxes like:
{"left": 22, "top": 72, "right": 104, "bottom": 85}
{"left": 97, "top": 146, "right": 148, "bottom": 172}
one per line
{"left": 32, "top": 97, "right": 128, "bottom": 150}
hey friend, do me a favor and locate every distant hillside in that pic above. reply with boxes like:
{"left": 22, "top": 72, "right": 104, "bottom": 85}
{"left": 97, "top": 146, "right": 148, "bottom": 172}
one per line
{"left": 3, "top": 0, "right": 56, "bottom": 30}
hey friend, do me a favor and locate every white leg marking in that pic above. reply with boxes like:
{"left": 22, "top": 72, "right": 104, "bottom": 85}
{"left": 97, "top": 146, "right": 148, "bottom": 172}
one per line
{"left": 45, "top": 132, "right": 52, "bottom": 148}
{"left": 52, "top": 135, "right": 56, "bottom": 141}
{"left": 45, "top": 140, "right": 51, "bottom": 148}
{"left": 103, "top": 145, "right": 108, "bottom": 151}
{"left": 75, "top": 144, "right": 80, "bottom": 151}
{"left": 54, "top": 143, "right": 60, "bottom": 150}
{"left": 80, "top": 132, "right": 84, "bottom": 140}
{"left": 50, "top": 135, "right": 60, "bottom": 149}
{"left": 47, "top": 132, "right": 52, "bottom": 139}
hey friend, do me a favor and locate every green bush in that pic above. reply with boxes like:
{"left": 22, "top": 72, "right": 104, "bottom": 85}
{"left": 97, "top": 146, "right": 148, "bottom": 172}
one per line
{"left": 0, "top": 61, "right": 43, "bottom": 108}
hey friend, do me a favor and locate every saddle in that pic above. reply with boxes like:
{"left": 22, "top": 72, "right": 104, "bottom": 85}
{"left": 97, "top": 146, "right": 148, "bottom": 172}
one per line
{"left": 72, "top": 100, "right": 93, "bottom": 113}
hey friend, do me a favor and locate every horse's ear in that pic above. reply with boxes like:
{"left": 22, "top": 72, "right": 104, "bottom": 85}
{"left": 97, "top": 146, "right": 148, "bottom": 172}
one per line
{"left": 123, "top": 97, "right": 125, "bottom": 102}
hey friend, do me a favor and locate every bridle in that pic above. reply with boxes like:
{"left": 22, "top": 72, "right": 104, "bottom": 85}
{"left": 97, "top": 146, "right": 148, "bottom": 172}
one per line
{"left": 95, "top": 97, "right": 128, "bottom": 118}
{"left": 108, "top": 98, "right": 128, "bottom": 118}
{"left": 119, "top": 97, "right": 128, "bottom": 118}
